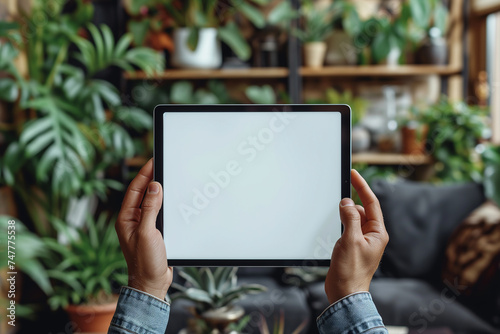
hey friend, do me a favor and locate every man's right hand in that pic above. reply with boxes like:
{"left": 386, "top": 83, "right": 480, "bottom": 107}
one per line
{"left": 325, "top": 169, "right": 389, "bottom": 305}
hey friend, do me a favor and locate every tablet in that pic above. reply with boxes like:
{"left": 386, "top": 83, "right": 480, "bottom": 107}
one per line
{"left": 154, "top": 104, "right": 351, "bottom": 266}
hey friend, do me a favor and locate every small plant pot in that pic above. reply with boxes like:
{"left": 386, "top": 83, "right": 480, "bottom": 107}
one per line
{"left": 401, "top": 124, "right": 428, "bottom": 155}
{"left": 415, "top": 36, "right": 448, "bottom": 65}
{"left": 172, "top": 27, "right": 222, "bottom": 69}
{"left": 65, "top": 301, "right": 117, "bottom": 333}
{"left": 303, "top": 42, "right": 327, "bottom": 68}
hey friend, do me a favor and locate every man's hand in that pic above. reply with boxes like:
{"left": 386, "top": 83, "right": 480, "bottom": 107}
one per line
{"left": 116, "top": 158, "right": 173, "bottom": 300}
{"left": 325, "top": 169, "right": 389, "bottom": 304}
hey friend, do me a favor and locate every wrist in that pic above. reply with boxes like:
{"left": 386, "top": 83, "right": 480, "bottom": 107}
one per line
{"left": 128, "top": 280, "right": 169, "bottom": 300}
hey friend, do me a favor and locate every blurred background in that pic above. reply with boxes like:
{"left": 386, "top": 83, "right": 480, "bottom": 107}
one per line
{"left": 0, "top": 0, "right": 499, "bottom": 333}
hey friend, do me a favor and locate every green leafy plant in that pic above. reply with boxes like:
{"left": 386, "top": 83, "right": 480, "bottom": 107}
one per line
{"left": 293, "top": 0, "right": 333, "bottom": 43}
{"left": 482, "top": 145, "right": 500, "bottom": 207}
{"left": 171, "top": 267, "right": 266, "bottom": 314}
{"left": 418, "top": 98, "right": 488, "bottom": 183}
{"left": 330, "top": 0, "right": 362, "bottom": 38}
{"left": 41, "top": 213, "right": 127, "bottom": 309}
{"left": 0, "top": 217, "right": 52, "bottom": 295}
{"left": 409, "top": 0, "right": 449, "bottom": 37}
{"left": 126, "top": 0, "right": 269, "bottom": 61}
{"left": 0, "top": 0, "right": 163, "bottom": 236}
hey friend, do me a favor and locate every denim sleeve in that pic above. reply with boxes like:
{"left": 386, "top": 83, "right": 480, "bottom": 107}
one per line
{"left": 108, "top": 286, "right": 170, "bottom": 334}
{"left": 316, "top": 292, "right": 388, "bottom": 334}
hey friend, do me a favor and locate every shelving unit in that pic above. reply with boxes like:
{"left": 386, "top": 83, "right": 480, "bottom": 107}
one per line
{"left": 120, "top": 0, "right": 466, "bottom": 167}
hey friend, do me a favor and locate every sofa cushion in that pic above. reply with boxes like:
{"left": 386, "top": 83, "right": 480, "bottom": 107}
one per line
{"left": 371, "top": 180, "right": 485, "bottom": 282}
{"left": 369, "top": 278, "right": 498, "bottom": 334}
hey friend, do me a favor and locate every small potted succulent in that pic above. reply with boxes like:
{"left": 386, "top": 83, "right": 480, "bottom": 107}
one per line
{"left": 42, "top": 214, "right": 128, "bottom": 333}
{"left": 171, "top": 267, "right": 266, "bottom": 334}
{"left": 293, "top": 0, "right": 333, "bottom": 68}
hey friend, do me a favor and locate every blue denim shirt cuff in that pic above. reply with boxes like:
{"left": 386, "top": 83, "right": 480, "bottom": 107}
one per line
{"left": 316, "top": 292, "right": 387, "bottom": 334}
{"left": 109, "top": 286, "right": 170, "bottom": 334}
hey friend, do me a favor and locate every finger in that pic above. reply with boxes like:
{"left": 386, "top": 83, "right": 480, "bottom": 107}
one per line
{"left": 121, "top": 158, "right": 154, "bottom": 212}
{"left": 339, "top": 198, "right": 363, "bottom": 240}
{"left": 139, "top": 182, "right": 163, "bottom": 233}
{"left": 351, "top": 169, "right": 383, "bottom": 224}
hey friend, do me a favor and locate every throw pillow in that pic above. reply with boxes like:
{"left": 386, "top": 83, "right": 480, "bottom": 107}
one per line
{"left": 442, "top": 201, "right": 500, "bottom": 297}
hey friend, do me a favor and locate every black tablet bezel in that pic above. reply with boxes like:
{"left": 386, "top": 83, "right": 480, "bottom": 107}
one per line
{"left": 153, "top": 104, "right": 351, "bottom": 267}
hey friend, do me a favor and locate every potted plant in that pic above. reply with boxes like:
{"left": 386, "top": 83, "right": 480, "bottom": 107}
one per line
{"left": 171, "top": 267, "right": 266, "bottom": 333}
{"left": 324, "top": 0, "right": 362, "bottom": 66}
{"left": 400, "top": 106, "right": 429, "bottom": 155}
{"left": 418, "top": 98, "right": 488, "bottom": 182}
{"left": 0, "top": 0, "right": 162, "bottom": 237}
{"left": 294, "top": 0, "right": 333, "bottom": 68}
{"left": 42, "top": 213, "right": 127, "bottom": 333}
{"left": 412, "top": 0, "right": 449, "bottom": 65}
{"left": 158, "top": 0, "right": 268, "bottom": 69}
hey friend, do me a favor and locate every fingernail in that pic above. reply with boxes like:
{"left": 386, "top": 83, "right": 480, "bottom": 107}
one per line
{"left": 148, "top": 182, "right": 159, "bottom": 194}
{"left": 340, "top": 198, "right": 355, "bottom": 207}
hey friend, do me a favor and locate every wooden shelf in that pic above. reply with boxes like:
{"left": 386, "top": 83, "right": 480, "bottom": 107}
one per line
{"left": 300, "top": 65, "right": 462, "bottom": 77}
{"left": 352, "top": 152, "right": 433, "bottom": 165}
{"left": 124, "top": 67, "right": 289, "bottom": 80}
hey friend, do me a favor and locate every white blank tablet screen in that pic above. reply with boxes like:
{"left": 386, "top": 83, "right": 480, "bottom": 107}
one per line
{"left": 163, "top": 111, "right": 342, "bottom": 261}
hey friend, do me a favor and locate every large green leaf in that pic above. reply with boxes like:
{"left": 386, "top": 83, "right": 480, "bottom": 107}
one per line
{"left": 0, "top": 78, "right": 19, "bottom": 102}
{"left": 235, "top": 1, "right": 266, "bottom": 28}
{"left": 218, "top": 22, "right": 251, "bottom": 61}
{"left": 245, "top": 85, "right": 276, "bottom": 104}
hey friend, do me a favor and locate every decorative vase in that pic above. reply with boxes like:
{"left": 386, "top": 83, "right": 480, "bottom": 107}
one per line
{"left": 325, "top": 30, "right": 357, "bottom": 66}
{"left": 303, "top": 42, "right": 327, "bottom": 68}
{"left": 172, "top": 28, "right": 222, "bottom": 69}
{"left": 65, "top": 300, "right": 117, "bottom": 333}
{"left": 352, "top": 126, "right": 371, "bottom": 153}
{"left": 401, "top": 123, "right": 428, "bottom": 155}
{"left": 415, "top": 35, "right": 448, "bottom": 65}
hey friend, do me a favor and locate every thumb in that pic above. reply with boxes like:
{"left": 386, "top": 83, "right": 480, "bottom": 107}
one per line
{"left": 139, "top": 182, "right": 163, "bottom": 233}
{"left": 339, "top": 198, "right": 362, "bottom": 240}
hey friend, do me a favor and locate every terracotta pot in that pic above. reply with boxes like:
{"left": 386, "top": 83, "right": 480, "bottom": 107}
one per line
{"left": 65, "top": 301, "right": 117, "bottom": 333}
{"left": 401, "top": 124, "right": 428, "bottom": 155}
{"left": 303, "top": 42, "right": 327, "bottom": 68}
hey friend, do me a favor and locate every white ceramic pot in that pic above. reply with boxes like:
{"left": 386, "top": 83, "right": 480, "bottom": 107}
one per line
{"left": 303, "top": 42, "right": 327, "bottom": 68}
{"left": 352, "top": 125, "right": 371, "bottom": 153}
{"left": 172, "top": 27, "right": 222, "bottom": 69}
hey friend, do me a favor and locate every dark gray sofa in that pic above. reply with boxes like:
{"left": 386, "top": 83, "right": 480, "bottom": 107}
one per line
{"left": 167, "top": 181, "right": 500, "bottom": 334}
{"left": 305, "top": 180, "right": 500, "bottom": 334}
